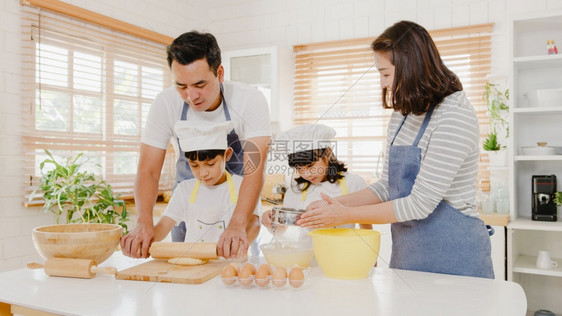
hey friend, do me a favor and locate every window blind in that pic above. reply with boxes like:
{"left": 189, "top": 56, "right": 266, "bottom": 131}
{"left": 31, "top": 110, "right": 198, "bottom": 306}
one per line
{"left": 21, "top": 3, "right": 176, "bottom": 206}
{"left": 293, "top": 24, "right": 493, "bottom": 185}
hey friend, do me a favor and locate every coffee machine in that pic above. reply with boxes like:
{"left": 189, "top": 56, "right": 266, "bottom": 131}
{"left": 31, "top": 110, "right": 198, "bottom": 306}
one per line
{"left": 532, "top": 175, "right": 557, "bottom": 221}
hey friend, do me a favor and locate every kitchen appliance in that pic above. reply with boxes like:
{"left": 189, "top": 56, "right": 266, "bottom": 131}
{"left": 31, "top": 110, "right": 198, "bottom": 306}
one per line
{"left": 271, "top": 207, "right": 305, "bottom": 226}
{"left": 532, "top": 175, "right": 557, "bottom": 221}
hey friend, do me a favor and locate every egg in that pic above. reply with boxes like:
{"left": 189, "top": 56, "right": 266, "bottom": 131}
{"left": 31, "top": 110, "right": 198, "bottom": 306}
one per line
{"left": 288, "top": 267, "right": 305, "bottom": 288}
{"left": 255, "top": 264, "right": 271, "bottom": 287}
{"left": 221, "top": 264, "right": 237, "bottom": 285}
{"left": 271, "top": 266, "right": 287, "bottom": 288}
{"left": 241, "top": 262, "right": 256, "bottom": 273}
{"left": 238, "top": 262, "right": 255, "bottom": 286}
{"left": 228, "top": 262, "right": 240, "bottom": 274}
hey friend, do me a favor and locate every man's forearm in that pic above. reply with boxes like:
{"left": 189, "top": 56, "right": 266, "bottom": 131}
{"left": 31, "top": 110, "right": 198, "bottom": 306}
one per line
{"left": 228, "top": 172, "right": 263, "bottom": 228}
{"left": 134, "top": 173, "right": 160, "bottom": 225}
{"left": 228, "top": 136, "right": 270, "bottom": 230}
{"left": 134, "top": 144, "right": 167, "bottom": 226}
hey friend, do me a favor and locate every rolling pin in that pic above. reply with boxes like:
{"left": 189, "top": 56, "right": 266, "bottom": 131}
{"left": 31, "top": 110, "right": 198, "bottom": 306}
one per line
{"left": 149, "top": 242, "right": 218, "bottom": 260}
{"left": 27, "top": 258, "right": 117, "bottom": 279}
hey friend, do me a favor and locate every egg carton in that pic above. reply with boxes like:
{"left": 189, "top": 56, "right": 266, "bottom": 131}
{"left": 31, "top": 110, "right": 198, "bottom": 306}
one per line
{"left": 221, "top": 262, "right": 306, "bottom": 289}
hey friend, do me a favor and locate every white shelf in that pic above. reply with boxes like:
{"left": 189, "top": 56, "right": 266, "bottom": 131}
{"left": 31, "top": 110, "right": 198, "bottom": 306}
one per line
{"left": 515, "top": 155, "right": 562, "bottom": 161}
{"left": 513, "top": 54, "right": 562, "bottom": 67}
{"left": 513, "top": 107, "right": 562, "bottom": 114}
{"left": 513, "top": 255, "right": 562, "bottom": 277}
{"left": 508, "top": 217, "right": 562, "bottom": 231}
{"left": 510, "top": 11, "right": 562, "bottom": 314}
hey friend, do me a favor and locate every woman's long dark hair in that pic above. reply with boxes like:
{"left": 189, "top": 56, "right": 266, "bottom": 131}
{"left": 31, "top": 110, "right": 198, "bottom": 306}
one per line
{"left": 288, "top": 147, "right": 347, "bottom": 192}
{"left": 371, "top": 20, "right": 462, "bottom": 115}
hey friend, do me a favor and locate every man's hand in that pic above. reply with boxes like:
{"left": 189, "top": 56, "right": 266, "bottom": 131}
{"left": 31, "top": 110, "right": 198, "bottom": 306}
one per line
{"left": 217, "top": 224, "right": 247, "bottom": 258}
{"left": 120, "top": 222, "right": 155, "bottom": 258}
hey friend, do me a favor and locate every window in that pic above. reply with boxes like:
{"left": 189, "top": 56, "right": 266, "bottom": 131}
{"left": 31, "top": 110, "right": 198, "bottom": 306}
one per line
{"left": 293, "top": 24, "right": 493, "bottom": 184}
{"left": 21, "top": 3, "right": 176, "bottom": 205}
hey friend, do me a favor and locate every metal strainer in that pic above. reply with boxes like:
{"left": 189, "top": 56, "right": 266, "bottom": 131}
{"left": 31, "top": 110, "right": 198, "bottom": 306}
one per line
{"left": 271, "top": 207, "right": 306, "bottom": 226}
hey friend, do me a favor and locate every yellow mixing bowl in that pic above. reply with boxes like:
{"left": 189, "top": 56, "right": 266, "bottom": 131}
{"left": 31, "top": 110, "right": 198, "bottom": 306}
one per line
{"left": 308, "top": 228, "right": 380, "bottom": 279}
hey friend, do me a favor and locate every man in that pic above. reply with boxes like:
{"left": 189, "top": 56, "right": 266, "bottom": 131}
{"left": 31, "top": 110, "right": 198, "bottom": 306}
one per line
{"left": 120, "top": 31, "right": 271, "bottom": 258}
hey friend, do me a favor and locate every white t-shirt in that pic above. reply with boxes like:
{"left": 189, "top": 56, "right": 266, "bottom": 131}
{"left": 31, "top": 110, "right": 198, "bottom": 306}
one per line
{"left": 142, "top": 80, "right": 271, "bottom": 160}
{"left": 279, "top": 173, "right": 367, "bottom": 240}
{"left": 162, "top": 174, "right": 261, "bottom": 243}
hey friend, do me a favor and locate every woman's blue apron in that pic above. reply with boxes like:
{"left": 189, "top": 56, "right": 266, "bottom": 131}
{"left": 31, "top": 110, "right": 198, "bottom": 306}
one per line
{"left": 388, "top": 106, "right": 494, "bottom": 279}
{"left": 171, "top": 83, "right": 245, "bottom": 242}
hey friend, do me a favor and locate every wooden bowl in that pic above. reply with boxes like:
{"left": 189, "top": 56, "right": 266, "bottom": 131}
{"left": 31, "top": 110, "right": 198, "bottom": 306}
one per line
{"left": 32, "top": 223, "right": 122, "bottom": 264}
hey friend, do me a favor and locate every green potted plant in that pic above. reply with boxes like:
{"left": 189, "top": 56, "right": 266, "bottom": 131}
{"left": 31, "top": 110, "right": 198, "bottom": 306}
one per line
{"left": 31, "top": 150, "right": 129, "bottom": 233}
{"left": 555, "top": 192, "right": 562, "bottom": 207}
{"left": 482, "top": 132, "right": 501, "bottom": 151}
{"left": 482, "top": 82, "right": 510, "bottom": 166}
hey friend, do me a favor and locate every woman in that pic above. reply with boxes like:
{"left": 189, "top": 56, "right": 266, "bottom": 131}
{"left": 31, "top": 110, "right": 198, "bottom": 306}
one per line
{"left": 298, "top": 20, "right": 494, "bottom": 278}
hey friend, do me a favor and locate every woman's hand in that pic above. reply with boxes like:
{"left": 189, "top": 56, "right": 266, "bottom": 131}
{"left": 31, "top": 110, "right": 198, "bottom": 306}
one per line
{"left": 306, "top": 198, "right": 328, "bottom": 211}
{"left": 298, "top": 193, "right": 350, "bottom": 229}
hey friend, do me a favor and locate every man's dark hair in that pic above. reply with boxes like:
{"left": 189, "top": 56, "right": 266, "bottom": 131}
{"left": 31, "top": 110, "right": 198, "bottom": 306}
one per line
{"left": 166, "top": 31, "right": 222, "bottom": 75}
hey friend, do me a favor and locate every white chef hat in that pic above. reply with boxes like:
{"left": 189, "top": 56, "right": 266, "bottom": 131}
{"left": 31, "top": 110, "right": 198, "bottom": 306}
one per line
{"left": 174, "top": 120, "right": 233, "bottom": 152}
{"left": 278, "top": 124, "right": 336, "bottom": 154}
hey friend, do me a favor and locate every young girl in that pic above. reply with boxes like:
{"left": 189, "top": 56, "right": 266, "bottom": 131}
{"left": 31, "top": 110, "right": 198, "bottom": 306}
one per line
{"left": 262, "top": 124, "right": 369, "bottom": 231}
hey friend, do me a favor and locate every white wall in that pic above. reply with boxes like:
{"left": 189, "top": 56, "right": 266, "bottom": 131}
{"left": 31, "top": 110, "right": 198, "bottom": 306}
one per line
{"left": 208, "top": 0, "right": 562, "bottom": 131}
{"left": 2, "top": 0, "right": 562, "bottom": 271}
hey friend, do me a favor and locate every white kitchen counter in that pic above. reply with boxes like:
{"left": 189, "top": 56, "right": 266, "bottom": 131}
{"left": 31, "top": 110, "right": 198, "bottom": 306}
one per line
{"left": 0, "top": 252, "right": 526, "bottom": 316}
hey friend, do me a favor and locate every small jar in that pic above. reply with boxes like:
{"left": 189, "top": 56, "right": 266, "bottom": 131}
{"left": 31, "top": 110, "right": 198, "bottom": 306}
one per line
{"left": 479, "top": 192, "right": 494, "bottom": 214}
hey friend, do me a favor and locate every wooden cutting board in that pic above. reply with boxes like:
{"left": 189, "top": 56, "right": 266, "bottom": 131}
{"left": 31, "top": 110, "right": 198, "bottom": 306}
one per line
{"left": 115, "top": 258, "right": 243, "bottom": 284}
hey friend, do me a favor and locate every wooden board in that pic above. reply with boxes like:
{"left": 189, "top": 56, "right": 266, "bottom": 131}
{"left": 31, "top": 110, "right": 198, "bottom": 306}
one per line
{"left": 115, "top": 258, "right": 243, "bottom": 284}
{"left": 479, "top": 212, "right": 510, "bottom": 227}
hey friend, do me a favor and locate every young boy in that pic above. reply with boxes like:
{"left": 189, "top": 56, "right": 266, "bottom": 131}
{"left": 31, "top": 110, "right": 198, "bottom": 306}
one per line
{"left": 147, "top": 120, "right": 260, "bottom": 250}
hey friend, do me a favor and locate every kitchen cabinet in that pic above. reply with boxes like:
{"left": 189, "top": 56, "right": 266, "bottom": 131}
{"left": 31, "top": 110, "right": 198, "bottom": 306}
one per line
{"left": 507, "top": 10, "right": 562, "bottom": 315}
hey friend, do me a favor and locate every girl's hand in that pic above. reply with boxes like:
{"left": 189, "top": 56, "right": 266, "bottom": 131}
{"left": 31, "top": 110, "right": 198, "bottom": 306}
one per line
{"left": 261, "top": 209, "right": 273, "bottom": 228}
{"left": 261, "top": 209, "right": 288, "bottom": 236}
{"left": 298, "top": 193, "right": 349, "bottom": 229}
